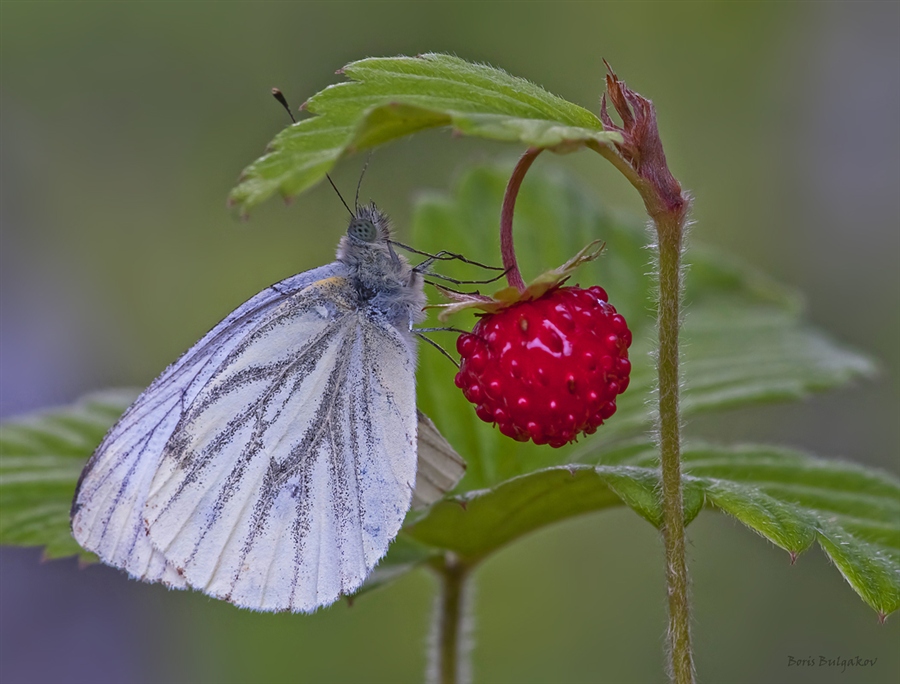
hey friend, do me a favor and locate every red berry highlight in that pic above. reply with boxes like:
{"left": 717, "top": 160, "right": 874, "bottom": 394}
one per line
{"left": 455, "top": 286, "right": 632, "bottom": 448}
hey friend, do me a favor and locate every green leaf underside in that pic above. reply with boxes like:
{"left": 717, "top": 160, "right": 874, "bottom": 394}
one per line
{"left": 228, "top": 54, "right": 620, "bottom": 211}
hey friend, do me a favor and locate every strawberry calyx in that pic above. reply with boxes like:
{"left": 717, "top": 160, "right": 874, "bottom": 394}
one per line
{"left": 431, "top": 240, "right": 605, "bottom": 321}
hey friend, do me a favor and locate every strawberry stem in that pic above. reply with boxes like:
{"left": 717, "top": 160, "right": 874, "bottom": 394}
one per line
{"left": 500, "top": 147, "right": 543, "bottom": 292}
{"left": 592, "top": 65, "right": 694, "bottom": 684}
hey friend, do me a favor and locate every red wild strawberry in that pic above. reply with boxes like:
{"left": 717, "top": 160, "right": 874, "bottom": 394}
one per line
{"left": 454, "top": 285, "right": 632, "bottom": 448}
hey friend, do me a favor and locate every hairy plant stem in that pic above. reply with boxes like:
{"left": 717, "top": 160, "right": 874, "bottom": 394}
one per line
{"left": 654, "top": 211, "right": 692, "bottom": 684}
{"left": 428, "top": 554, "right": 471, "bottom": 684}
{"left": 500, "top": 147, "right": 543, "bottom": 291}
{"left": 590, "top": 139, "right": 694, "bottom": 683}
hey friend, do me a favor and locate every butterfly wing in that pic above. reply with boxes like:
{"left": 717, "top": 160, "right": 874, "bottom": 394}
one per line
{"left": 143, "top": 276, "right": 419, "bottom": 612}
{"left": 412, "top": 411, "right": 466, "bottom": 509}
{"left": 71, "top": 263, "right": 345, "bottom": 586}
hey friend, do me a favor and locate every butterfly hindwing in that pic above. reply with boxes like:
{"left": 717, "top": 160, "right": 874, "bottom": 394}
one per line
{"left": 143, "top": 276, "right": 419, "bottom": 612}
{"left": 412, "top": 411, "right": 466, "bottom": 509}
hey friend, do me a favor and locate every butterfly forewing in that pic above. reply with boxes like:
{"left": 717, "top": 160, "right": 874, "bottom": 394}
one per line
{"left": 143, "top": 276, "right": 419, "bottom": 612}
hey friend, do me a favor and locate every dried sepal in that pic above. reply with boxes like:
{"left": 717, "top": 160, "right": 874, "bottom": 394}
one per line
{"left": 432, "top": 240, "right": 605, "bottom": 321}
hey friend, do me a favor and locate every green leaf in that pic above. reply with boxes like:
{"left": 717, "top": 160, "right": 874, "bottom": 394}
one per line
{"left": 595, "top": 465, "right": 706, "bottom": 529}
{"left": 400, "top": 440, "right": 898, "bottom": 616}
{"left": 407, "top": 466, "right": 618, "bottom": 561}
{"left": 412, "top": 165, "right": 875, "bottom": 489}
{"left": 229, "top": 54, "right": 620, "bottom": 211}
{"left": 0, "top": 389, "right": 138, "bottom": 560}
{"left": 607, "top": 303, "right": 877, "bottom": 443}
{"left": 597, "top": 442, "right": 900, "bottom": 616}
{"left": 402, "top": 463, "right": 698, "bottom": 562}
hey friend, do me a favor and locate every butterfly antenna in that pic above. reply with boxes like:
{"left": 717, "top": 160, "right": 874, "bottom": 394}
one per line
{"left": 326, "top": 174, "right": 355, "bottom": 217}
{"left": 272, "top": 90, "right": 353, "bottom": 219}
{"left": 271, "top": 88, "right": 296, "bottom": 124}
{"left": 355, "top": 151, "right": 372, "bottom": 213}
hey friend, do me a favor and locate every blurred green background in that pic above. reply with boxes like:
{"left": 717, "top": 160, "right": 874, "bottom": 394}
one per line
{"left": 1, "top": 2, "right": 897, "bottom": 683}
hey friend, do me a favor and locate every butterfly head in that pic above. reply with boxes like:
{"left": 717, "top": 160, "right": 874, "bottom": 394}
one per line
{"left": 347, "top": 203, "right": 391, "bottom": 244}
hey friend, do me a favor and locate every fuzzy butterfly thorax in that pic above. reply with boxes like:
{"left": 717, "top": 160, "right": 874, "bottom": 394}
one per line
{"left": 337, "top": 203, "right": 426, "bottom": 329}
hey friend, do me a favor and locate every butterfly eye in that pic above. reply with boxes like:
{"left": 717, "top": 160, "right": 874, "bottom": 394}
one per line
{"left": 348, "top": 219, "right": 377, "bottom": 242}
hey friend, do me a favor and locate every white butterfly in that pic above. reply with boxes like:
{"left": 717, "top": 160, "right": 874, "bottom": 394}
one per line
{"left": 71, "top": 204, "right": 465, "bottom": 613}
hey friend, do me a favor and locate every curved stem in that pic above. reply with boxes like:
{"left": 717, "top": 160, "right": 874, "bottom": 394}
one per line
{"left": 428, "top": 554, "right": 471, "bottom": 684}
{"left": 500, "top": 147, "right": 543, "bottom": 292}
